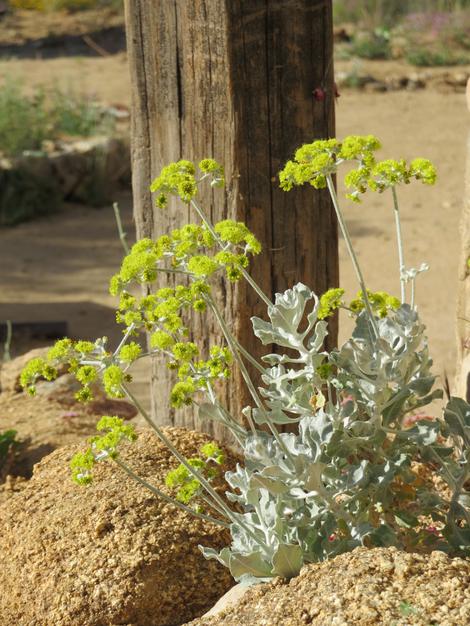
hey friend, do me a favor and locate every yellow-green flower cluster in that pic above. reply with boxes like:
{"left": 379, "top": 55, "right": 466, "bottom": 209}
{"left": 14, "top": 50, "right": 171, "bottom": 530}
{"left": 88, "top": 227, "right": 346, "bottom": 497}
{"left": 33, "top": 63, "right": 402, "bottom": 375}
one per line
{"left": 349, "top": 290, "right": 401, "bottom": 318}
{"left": 279, "top": 136, "right": 381, "bottom": 191}
{"left": 150, "top": 160, "right": 197, "bottom": 208}
{"left": 21, "top": 337, "right": 103, "bottom": 398}
{"left": 338, "top": 135, "right": 381, "bottom": 160}
{"left": 279, "top": 135, "right": 437, "bottom": 203}
{"left": 279, "top": 139, "right": 340, "bottom": 190}
{"left": 150, "top": 158, "right": 224, "bottom": 209}
{"left": 214, "top": 220, "right": 262, "bottom": 255}
{"left": 110, "top": 220, "right": 260, "bottom": 297}
{"left": 47, "top": 337, "right": 75, "bottom": 361}
{"left": 347, "top": 158, "right": 436, "bottom": 202}
{"left": 170, "top": 379, "right": 197, "bottom": 408}
{"left": 103, "top": 365, "right": 129, "bottom": 398}
{"left": 165, "top": 441, "right": 225, "bottom": 504}
{"left": 119, "top": 342, "right": 142, "bottom": 363}
{"left": 20, "top": 356, "right": 58, "bottom": 395}
{"left": 89, "top": 415, "right": 137, "bottom": 457}
{"left": 409, "top": 158, "right": 437, "bottom": 185}
{"left": 318, "top": 287, "right": 400, "bottom": 320}
{"left": 318, "top": 288, "right": 345, "bottom": 320}
{"left": 198, "top": 158, "right": 225, "bottom": 187}
{"left": 168, "top": 344, "right": 232, "bottom": 408}
{"left": 70, "top": 416, "right": 137, "bottom": 485}
{"left": 109, "top": 237, "right": 167, "bottom": 293}
{"left": 117, "top": 281, "right": 210, "bottom": 345}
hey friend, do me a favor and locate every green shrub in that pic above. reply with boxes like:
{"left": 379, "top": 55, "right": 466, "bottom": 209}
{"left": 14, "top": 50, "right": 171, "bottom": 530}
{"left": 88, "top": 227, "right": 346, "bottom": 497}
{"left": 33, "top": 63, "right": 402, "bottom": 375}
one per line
{"left": 351, "top": 30, "right": 391, "bottom": 59}
{"left": 0, "top": 82, "right": 52, "bottom": 156}
{"left": 0, "top": 430, "right": 17, "bottom": 473}
{"left": 0, "top": 167, "right": 62, "bottom": 226}
{"left": 49, "top": 88, "right": 114, "bottom": 138}
{"left": 0, "top": 80, "right": 116, "bottom": 157}
{"left": 10, "top": 0, "right": 122, "bottom": 11}
{"left": 406, "top": 46, "right": 470, "bottom": 66}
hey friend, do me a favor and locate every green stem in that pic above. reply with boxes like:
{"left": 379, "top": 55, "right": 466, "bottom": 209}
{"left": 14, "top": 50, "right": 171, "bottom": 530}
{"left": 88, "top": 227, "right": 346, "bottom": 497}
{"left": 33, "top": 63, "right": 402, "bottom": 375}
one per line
{"left": 3, "top": 320, "right": 12, "bottom": 363}
{"left": 206, "top": 295, "right": 297, "bottom": 465}
{"left": 205, "top": 295, "right": 257, "bottom": 435}
{"left": 120, "top": 390, "right": 266, "bottom": 550}
{"left": 156, "top": 267, "right": 193, "bottom": 276}
{"left": 326, "top": 175, "right": 379, "bottom": 338}
{"left": 113, "top": 202, "right": 130, "bottom": 255}
{"left": 391, "top": 187, "right": 406, "bottom": 303}
{"left": 205, "top": 381, "right": 246, "bottom": 447}
{"left": 114, "top": 323, "right": 136, "bottom": 358}
{"left": 121, "top": 384, "right": 235, "bottom": 521}
{"left": 234, "top": 339, "right": 266, "bottom": 375}
{"left": 240, "top": 268, "right": 272, "bottom": 308}
{"left": 190, "top": 199, "right": 272, "bottom": 307}
{"left": 114, "top": 458, "right": 230, "bottom": 528}
{"left": 122, "top": 384, "right": 267, "bottom": 550}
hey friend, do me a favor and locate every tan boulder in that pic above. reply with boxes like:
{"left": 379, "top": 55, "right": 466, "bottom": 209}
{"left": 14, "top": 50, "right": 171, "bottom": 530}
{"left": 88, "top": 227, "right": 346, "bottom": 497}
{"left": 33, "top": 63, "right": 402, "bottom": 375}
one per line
{"left": 0, "top": 428, "right": 235, "bottom": 625}
{"left": 188, "top": 546, "right": 470, "bottom": 626}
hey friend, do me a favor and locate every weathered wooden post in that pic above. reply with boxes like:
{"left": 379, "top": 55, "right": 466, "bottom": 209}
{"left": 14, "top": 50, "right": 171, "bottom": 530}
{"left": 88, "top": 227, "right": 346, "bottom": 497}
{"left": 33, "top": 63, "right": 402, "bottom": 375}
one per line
{"left": 455, "top": 79, "right": 470, "bottom": 401}
{"left": 124, "top": 0, "right": 338, "bottom": 437}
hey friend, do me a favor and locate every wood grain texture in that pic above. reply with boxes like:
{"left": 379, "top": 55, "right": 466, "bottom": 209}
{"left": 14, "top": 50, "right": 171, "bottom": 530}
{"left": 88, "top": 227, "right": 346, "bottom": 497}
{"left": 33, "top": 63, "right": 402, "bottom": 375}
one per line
{"left": 124, "top": 0, "right": 338, "bottom": 440}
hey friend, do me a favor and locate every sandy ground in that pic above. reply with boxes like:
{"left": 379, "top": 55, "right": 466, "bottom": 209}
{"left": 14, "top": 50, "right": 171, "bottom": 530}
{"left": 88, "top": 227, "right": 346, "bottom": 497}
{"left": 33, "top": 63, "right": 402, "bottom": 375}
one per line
{"left": 0, "top": 54, "right": 468, "bottom": 415}
{"left": 336, "top": 88, "right": 467, "bottom": 387}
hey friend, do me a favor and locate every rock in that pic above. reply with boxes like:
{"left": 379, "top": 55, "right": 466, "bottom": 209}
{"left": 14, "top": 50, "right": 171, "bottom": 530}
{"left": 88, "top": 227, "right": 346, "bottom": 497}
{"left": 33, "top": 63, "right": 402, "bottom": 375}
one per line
{"left": 0, "top": 428, "right": 236, "bottom": 626}
{"left": 202, "top": 584, "right": 250, "bottom": 618}
{"left": 445, "top": 71, "right": 470, "bottom": 89}
{"left": 187, "top": 546, "right": 470, "bottom": 625}
{"left": 406, "top": 73, "right": 426, "bottom": 90}
{"left": 0, "top": 136, "right": 131, "bottom": 225}
{"left": 363, "top": 80, "right": 388, "bottom": 93}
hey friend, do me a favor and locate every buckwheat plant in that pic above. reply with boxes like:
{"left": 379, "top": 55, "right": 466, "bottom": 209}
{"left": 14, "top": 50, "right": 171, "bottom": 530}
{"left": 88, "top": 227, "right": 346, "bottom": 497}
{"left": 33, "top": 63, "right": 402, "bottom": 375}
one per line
{"left": 21, "top": 140, "right": 470, "bottom": 584}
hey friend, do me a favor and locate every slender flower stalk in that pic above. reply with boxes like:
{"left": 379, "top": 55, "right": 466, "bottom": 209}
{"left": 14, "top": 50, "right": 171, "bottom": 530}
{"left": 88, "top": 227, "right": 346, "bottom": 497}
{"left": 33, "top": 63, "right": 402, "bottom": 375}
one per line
{"left": 122, "top": 385, "right": 234, "bottom": 520}
{"left": 326, "top": 174, "right": 379, "bottom": 338}
{"left": 206, "top": 294, "right": 297, "bottom": 466}
{"left": 114, "top": 457, "right": 230, "bottom": 528}
{"left": 114, "top": 323, "right": 136, "bottom": 358}
{"left": 113, "top": 202, "right": 130, "bottom": 255}
{"left": 234, "top": 339, "right": 266, "bottom": 375}
{"left": 190, "top": 198, "right": 272, "bottom": 308}
{"left": 203, "top": 296, "right": 259, "bottom": 434}
{"left": 122, "top": 384, "right": 270, "bottom": 550}
{"left": 392, "top": 187, "right": 406, "bottom": 303}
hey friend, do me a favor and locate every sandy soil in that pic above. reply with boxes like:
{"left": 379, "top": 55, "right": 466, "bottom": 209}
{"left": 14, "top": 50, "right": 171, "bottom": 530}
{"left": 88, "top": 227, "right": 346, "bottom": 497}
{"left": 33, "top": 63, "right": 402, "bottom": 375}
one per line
{"left": 0, "top": 54, "right": 468, "bottom": 416}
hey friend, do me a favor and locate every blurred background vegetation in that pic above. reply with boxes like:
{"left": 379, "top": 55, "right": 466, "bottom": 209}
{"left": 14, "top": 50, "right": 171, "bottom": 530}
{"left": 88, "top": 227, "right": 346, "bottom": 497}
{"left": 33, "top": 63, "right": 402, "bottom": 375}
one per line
{"left": 333, "top": 0, "right": 470, "bottom": 65}
{"left": 0, "top": 79, "right": 116, "bottom": 157}
{"left": 9, "top": 0, "right": 121, "bottom": 11}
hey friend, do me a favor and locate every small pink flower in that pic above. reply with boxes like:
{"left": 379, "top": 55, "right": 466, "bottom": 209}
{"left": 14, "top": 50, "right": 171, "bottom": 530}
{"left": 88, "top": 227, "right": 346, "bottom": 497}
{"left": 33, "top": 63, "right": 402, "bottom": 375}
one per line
{"left": 328, "top": 533, "right": 337, "bottom": 542}
{"left": 402, "top": 413, "right": 435, "bottom": 429}
{"left": 425, "top": 525, "right": 438, "bottom": 534}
